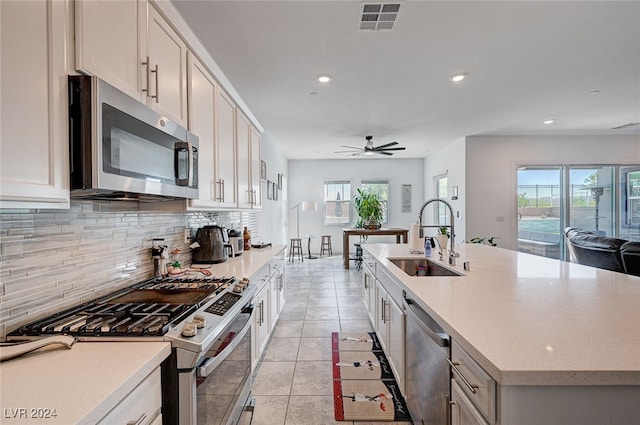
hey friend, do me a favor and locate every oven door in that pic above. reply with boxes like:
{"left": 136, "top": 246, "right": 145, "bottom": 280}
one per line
{"left": 195, "top": 304, "right": 254, "bottom": 425}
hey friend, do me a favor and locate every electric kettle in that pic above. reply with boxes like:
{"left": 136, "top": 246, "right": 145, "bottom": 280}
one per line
{"left": 191, "top": 225, "right": 229, "bottom": 264}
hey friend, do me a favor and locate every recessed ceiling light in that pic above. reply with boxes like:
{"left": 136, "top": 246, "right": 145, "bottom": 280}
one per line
{"left": 544, "top": 119, "right": 556, "bottom": 125}
{"left": 318, "top": 75, "right": 332, "bottom": 83}
{"left": 589, "top": 90, "right": 600, "bottom": 95}
{"left": 310, "top": 91, "right": 318, "bottom": 96}
{"left": 451, "top": 73, "right": 468, "bottom": 83}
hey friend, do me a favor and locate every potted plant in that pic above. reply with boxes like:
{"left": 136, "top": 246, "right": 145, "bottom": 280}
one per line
{"left": 436, "top": 226, "right": 450, "bottom": 252}
{"left": 353, "top": 188, "right": 383, "bottom": 229}
{"left": 468, "top": 236, "right": 500, "bottom": 246}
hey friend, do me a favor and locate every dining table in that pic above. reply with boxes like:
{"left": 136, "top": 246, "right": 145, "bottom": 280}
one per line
{"left": 342, "top": 227, "right": 409, "bottom": 269}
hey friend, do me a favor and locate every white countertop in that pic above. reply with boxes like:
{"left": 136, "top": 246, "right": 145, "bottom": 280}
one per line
{"left": 363, "top": 243, "right": 640, "bottom": 386}
{"left": 196, "top": 244, "right": 286, "bottom": 278}
{"left": 0, "top": 341, "right": 170, "bottom": 424}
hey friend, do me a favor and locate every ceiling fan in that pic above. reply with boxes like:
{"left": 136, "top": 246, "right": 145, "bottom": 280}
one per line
{"left": 335, "top": 135, "right": 406, "bottom": 157}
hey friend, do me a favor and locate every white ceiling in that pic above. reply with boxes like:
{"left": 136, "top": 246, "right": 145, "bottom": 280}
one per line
{"left": 171, "top": 0, "right": 640, "bottom": 160}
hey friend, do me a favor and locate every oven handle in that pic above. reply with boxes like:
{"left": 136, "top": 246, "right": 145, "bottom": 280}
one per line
{"left": 196, "top": 305, "right": 254, "bottom": 378}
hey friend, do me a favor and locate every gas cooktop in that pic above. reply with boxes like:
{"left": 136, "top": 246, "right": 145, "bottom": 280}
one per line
{"left": 8, "top": 275, "right": 237, "bottom": 339}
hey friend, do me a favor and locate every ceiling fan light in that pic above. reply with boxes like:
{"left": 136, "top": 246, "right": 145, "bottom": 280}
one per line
{"left": 318, "top": 74, "right": 332, "bottom": 83}
{"left": 364, "top": 150, "right": 375, "bottom": 156}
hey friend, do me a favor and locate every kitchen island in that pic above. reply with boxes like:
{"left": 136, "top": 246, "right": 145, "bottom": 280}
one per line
{"left": 0, "top": 342, "right": 170, "bottom": 424}
{"left": 363, "top": 243, "right": 640, "bottom": 424}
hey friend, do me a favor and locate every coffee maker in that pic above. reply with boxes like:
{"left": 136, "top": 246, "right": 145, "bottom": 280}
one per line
{"left": 191, "top": 225, "right": 230, "bottom": 264}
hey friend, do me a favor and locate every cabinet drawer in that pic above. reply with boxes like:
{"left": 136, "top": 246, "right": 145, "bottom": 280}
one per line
{"left": 451, "top": 341, "right": 496, "bottom": 424}
{"left": 97, "top": 367, "right": 162, "bottom": 425}
{"left": 451, "top": 379, "right": 490, "bottom": 425}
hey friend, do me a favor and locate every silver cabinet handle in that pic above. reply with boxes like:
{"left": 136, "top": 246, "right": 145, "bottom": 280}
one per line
{"left": 219, "top": 179, "right": 225, "bottom": 202}
{"left": 142, "top": 56, "right": 151, "bottom": 97}
{"left": 446, "top": 358, "right": 479, "bottom": 394}
{"left": 151, "top": 64, "right": 159, "bottom": 103}
{"left": 380, "top": 298, "right": 386, "bottom": 323}
{"left": 127, "top": 413, "right": 147, "bottom": 425}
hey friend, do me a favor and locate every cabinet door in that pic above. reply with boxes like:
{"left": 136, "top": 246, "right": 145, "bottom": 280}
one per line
{"left": 387, "top": 296, "right": 405, "bottom": 393}
{"left": 250, "top": 125, "right": 262, "bottom": 208}
{"left": 253, "top": 286, "right": 270, "bottom": 367}
{"left": 363, "top": 268, "right": 375, "bottom": 323}
{"left": 187, "top": 53, "right": 216, "bottom": 208}
{"left": 374, "top": 281, "right": 388, "bottom": 351}
{"left": 147, "top": 4, "right": 187, "bottom": 126}
{"left": 75, "top": 0, "right": 146, "bottom": 102}
{"left": 216, "top": 89, "right": 237, "bottom": 207}
{"left": 0, "top": 0, "right": 69, "bottom": 209}
{"left": 451, "top": 379, "right": 490, "bottom": 425}
{"left": 236, "top": 110, "right": 252, "bottom": 208}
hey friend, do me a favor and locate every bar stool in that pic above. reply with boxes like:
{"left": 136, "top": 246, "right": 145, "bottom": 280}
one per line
{"left": 320, "top": 235, "right": 333, "bottom": 256}
{"left": 352, "top": 242, "right": 363, "bottom": 271}
{"left": 289, "top": 238, "right": 304, "bottom": 262}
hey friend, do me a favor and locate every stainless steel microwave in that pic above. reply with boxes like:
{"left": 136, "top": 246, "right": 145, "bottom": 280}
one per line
{"left": 69, "top": 75, "right": 199, "bottom": 200}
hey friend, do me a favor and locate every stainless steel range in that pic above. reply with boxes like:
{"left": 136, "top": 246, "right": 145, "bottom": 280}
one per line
{"left": 7, "top": 274, "right": 257, "bottom": 425}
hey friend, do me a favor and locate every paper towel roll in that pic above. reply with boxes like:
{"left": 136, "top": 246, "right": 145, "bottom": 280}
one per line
{"left": 409, "top": 223, "right": 423, "bottom": 253}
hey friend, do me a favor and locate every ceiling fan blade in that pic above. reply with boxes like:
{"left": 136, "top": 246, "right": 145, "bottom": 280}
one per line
{"left": 339, "top": 145, "right": 364, "bottom": 150}
{"left": 334, "top": 150, "right": 361, "bottom": 153}
{"left": 373, "top": 142, "right": 398, "bottom": 150}
{"left": 378, "top": 147, "right": 406, "bottom": 151}
{"left": 376, "top": 151, "right": 394, "bottom": 156}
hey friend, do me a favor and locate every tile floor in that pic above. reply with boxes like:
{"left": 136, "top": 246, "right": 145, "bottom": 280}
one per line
{"left": 251, "top": 255, "right": 401, "bottom": 425}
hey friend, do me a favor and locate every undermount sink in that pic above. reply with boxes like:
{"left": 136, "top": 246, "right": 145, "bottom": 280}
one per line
{"left": 389, "top": 258, "right": 463, "bottom": 277}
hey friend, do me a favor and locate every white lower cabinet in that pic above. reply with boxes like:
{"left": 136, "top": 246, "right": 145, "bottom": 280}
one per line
{"left": 451, "top": 379, "right": 490, "bottom": 425}
{"left": 251, "top": 254, "right": 287, "bottom": 370}
{"left": 362, "top": 263, "right": 376, "bottom": 323}
{"left": 252, "top": 279, "right": 270, "bottom": 369}
{"left": 374, "top": 279, "right": 405, "bottom": 393}
{"left": 97, "top": 367, "right": 162, "bottom": 425}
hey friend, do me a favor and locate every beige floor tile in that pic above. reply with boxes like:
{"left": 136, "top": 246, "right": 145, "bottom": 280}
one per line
{"left": 302, "top": 320, "right": 340, "bottom": 338}
{"left": 272, "top": 321, "right": 304, "bottom": 338}
{"left": 285, "top": 396, "right": 348, "bottom": 425}
{"left": 262, "top": 337, "right": 301, "bottom": 361}
{"left": 279, "top": 306, "right": 307, "bottom": 321}
{"left": 251, "top": 395, "right": 289, "bottom": 425}
{"left": 305, "top": 306, "right": 339, "bottom": 321}
{"left": 339, "top": 304, "right": 369, "bottom": 320}
{"left": 252, "top": 361, "right": 296, "bottom": 395}
{"left": 290, "top": 361, "right": 334, "bottom": 396}
{"left": 340, "top": 320, "right": 374, "bottom": 333}
{"left": 297, "top": 337, "right": 333, "bottom": 361}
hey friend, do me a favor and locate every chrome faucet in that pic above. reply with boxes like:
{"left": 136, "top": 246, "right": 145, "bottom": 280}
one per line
{"left": 417, "top": 198, "right": 460, "bottom": 265}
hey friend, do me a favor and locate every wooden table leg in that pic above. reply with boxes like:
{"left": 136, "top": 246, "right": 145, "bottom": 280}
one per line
{"left": 343, "top": 232, "right": 349, "bottom": 269}
{"left": 396, "top": 234, "right": 401, "bottom": 243}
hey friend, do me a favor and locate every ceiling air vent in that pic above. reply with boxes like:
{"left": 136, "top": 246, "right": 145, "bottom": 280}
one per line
{"left": 359, "top": 3, "right": 402, "bottom": 31}
{"left": 612, "top": 122, "right": 639, "bottom": 130}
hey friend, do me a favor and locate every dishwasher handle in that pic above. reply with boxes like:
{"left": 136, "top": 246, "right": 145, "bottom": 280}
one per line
{"left": 403, "top": 294, "right": 449, "bottom": 348}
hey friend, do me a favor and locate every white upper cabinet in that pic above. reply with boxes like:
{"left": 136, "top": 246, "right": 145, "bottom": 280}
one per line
{"left": 0, "top": 0, "right": 70, "bottom": 209}
{"left": 250, "top": 125, "right": 262, "bottom": 209}
{"left": 75, "top": 0, "right": 147, "bottom": 102}
{"left": 236, "top": 110, "right": 252, "bottom": 209}
{"left": 215, "top": 89, "right": 238, "bottom": 208}
{"left": 187, "top": 53, "right": 237, "bottom": 209}
{"left": 237, "top": 110, "right": 262, "bottom": 209}
{"left": 146, "top": 4, "right": 187, "bottom": 126}
{"left": 76, "top": 0, "right": 187, "bottom": 126}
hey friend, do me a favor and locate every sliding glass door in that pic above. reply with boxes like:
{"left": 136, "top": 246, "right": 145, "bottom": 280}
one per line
{"left": 517, "top": 164, "right": 640, "bottom": 260}
{"left": 517, "top": 167, "right": 563, "bottom": 259}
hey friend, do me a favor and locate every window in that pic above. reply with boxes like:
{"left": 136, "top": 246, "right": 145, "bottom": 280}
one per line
{"left": 324, "top": 181, "right": 350, "bottom": 224}
{"left": 435, "top": 175, "right": 448, "bottom": 225}
{"left": 361, "top": 180, "right": 389, "bottom": 224}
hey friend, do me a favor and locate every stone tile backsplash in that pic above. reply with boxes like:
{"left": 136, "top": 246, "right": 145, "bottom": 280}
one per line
{"left": 0, "top": 200, "right": 253, "bottom": 339}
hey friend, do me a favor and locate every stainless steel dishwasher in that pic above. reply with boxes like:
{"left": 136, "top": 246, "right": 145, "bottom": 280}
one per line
{"left": 403, "top": 291, "right": 451, "bottom": 425}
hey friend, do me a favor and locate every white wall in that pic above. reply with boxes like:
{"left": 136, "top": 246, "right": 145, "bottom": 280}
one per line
{"left": 423, "top": 138, "right": 467, "bottom": 245}
{"left": 288, "top": 158, "right": 424, "bottom": 254}
{"left": 257, "top": 133, "right": 288, "bottom": 245}
{"left": 465, "top": 135, "right": 640, "bottom": 250}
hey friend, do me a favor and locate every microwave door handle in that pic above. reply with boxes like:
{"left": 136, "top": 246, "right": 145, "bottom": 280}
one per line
{"left": 174, "top": 142, "right": 189, "bottom": 186}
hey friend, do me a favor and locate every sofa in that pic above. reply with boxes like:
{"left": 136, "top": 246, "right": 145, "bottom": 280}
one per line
{"left": 564, "top": 227, "right": 640, "bottom": 276}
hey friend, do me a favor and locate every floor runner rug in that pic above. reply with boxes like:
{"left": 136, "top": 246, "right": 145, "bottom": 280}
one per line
{"left": 332, "top": 332, "right": 412, "bottom": 423}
